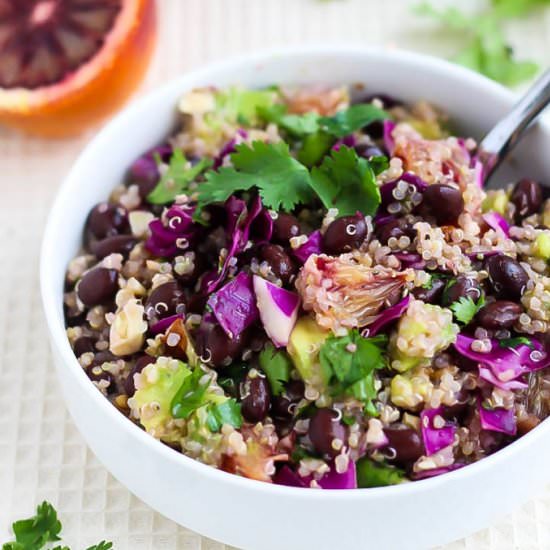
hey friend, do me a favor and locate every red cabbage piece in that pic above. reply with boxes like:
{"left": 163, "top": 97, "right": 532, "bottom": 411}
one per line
{"left": 380, "top": 172, "right": 428, "bottom": 209}
{"left": 273, "top": 466, "right": 308, "bottom": 488}
{"left": 412, "top": 463, "right": 464, "bottom": 480}
{"left": 478, "top": 364, "right": 528, "bottom": 391}
{"left": 207, "top": 195, "right": 273, "bottom": 293}
{"left": 482, "top": 212, "right": 510, "bottom": 237}
{"left": 454, "top": 334, "right": 549, "bottom": 384}
{"left": 213, "top": 129, "right": 248, "bottom": 169}
{"left": 363, "top": 295, "right": 411, "bottom": 337}
{"left": 473, "top": 158, "right": 485, "bottom": 188}
{"left": 293, "top": 230, "right": 322, "bottom": 264}
{"left": 253, "top": 275, "right": 300, "bottom": 347}
{"left": 150, "top": 314, "right": 184, "bottom": 335}
{"left": 318, "top": 460, "right": 357, "bottom": 490}
{"left": 478, "top": 399, "right": 517, "bottom": 435}
{"left": 207, "top": 272, "right": 259, "bottom": 338}
{"left": 420, "top": 407, "right": 456, "bottom": 456}
{"left": 383, "top": 120, "right": 396, "bottom": 155}
{"left": 146, "top": 204, "right": 198, "bottom": 257}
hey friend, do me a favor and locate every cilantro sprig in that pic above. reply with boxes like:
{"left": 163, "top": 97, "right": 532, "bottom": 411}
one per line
{"left": 2, "top": 501, "right": 112, "bottom": 550}
{"left": 147, "top": 149, "right": 212, "bottom": 205}
{"left": 319, "top": 330, "right": 387, "bottom": 414}
{"left": 170, "top": 368, "right": 243, "bottom": 431}
{"left": 259, "top": 343, "right": 292, "bottom": 396}
{"left": 449, "top": 295, "right": 486, "bottom": 325}
{"left": 499, "top": 336, "right": 534, "bottom": 349}
{"left": 195, "top": 142, "right": 383, "bottom": 218}
{"left": 414, "top": 2, "right": 541, "bottom": 86}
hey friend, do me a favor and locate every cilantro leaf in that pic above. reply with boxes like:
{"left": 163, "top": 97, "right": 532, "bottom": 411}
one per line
{"left": 492, "top": 0, "right": 550, "bottom": 17}
{"left": 147, "top": 149, "right": 212, "bottom": 205}
{"left": 414, "top": 2, "right": 539, "bottom": 86}
{"left": 215, "top": 87, "right": 279, "bottom": 125}
{"left": 319, "top": 104, "right": 390, "bottom": 138}
{"left": 449, "top": 295, "right": 486, "bottom": 324}
{"left": 258, "top": 104, "right": 320, "bottom": 136}
{"left": 320, "top": 329, "right": 385, "bottom": 390}
{"left": 171, "top": 368, "right": 210, "bottom": 419}
{"left": 196, "top": 141, "right": 313, "bottom": 213}
{"left": 85, "top": 542, "right": 113, "bottom": 550}
{"left": 259, "top": 343, "right": 291, "bottom": 396}
{"left": 206, "top": 398, "right": 243, "bottom": 432}
{"left": 310, "top": 146, "right": 381, "bottom": 216}
{"left": 297, "top": 131, "right": 335, "bottom": 167}
{"left": 499, "top": 336, "right": 534, "bottom": 349}
{"left": 4, "top": 501, "right": 62, "bottom": 550}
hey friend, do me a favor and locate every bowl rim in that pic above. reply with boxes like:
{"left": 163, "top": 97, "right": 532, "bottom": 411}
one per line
{"left": 40, "top": 43, "right": 550, "bottom": 500}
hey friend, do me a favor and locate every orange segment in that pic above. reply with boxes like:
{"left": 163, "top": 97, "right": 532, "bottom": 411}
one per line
{"left": 0, "top": 0, "right": 156, "bottom": 137}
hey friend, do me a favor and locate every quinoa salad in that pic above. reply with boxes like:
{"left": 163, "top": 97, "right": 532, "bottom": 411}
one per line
{"left": 64, "top": 85, "right": 550, "bottom": 489}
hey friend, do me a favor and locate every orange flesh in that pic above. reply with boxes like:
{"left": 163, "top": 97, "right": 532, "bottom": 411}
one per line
{"left": 0, "top": 0, "right": 156, "bottom": 138}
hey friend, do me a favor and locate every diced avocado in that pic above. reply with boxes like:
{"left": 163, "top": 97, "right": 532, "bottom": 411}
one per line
{"left": 356, "top": 457, "right": 407, "bottom": 488}
{"left": 129, "top": 357, "right": 190, "bottom": 443}
{"left": 482, "top": 189, "right": 509, "bottom": 216}
{"left": 287, "top": 317, "right": 330, "bottom": 389}
{"left": 534, "top": 232, "right": 550, "bottom": 261}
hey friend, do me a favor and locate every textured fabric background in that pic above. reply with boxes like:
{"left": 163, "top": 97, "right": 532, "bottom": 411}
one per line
{"left": 1, "top": 1, "right": 550, "bottom": 548}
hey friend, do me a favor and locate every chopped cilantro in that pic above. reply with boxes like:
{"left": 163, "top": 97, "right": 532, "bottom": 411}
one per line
{"left": 147, "top": 149, "right": 212, "bottom": 205}
{"left": 414, "top": 2, "right": 539, "bottom": 86}
{"left": 259, "top": 343, "right": 291, "bottom": 396}
{"left": 369, "top": 155, "right": 390, "bottom": 176}
{"left": 206, "top": 399, "right": 243, "bottom": 432}
{"left": 310, "top": 145, "right": 381, "bottom": 216}
{"left": 297, "top": 131, "right": 335, "bottom": 167}
{"left": 342, "top": 415, "right": 357, "bottom": 426}
{"left": 196, "top": 141, "right": 313, "bottom": 214}
{"left": 356, "top": 458, "right": 406, "bottom": 488}
{"left": 215, "top": 87, "right": 279, "bottom": 125}
{"left": 258, "top": 104, "right": 320, "bottom": 136}
{"left": 449, "top": 295, "right": 486, "bottom": 325}
{"left": 171, "top": 368, "right": 210, "bottom": 419}
{"left": 217, "top": 362, "right": 248, "bottom": 398}
{"left": 499, "top": 336, "right": 534, "bottom": 349}
{"left": 319, "top": 330, "right": 386, "bottom": 411}
{"left": 318, "top": 103, "right": 390, "bottom": 138}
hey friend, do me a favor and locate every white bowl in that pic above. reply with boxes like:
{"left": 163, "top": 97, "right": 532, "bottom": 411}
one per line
{"left": 41, "top": 46, "right": 550, "bottom": 550}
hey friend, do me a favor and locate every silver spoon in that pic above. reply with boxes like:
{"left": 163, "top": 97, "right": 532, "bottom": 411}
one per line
{"left": 478, "top": 69, "right": 550, "bottom": 186}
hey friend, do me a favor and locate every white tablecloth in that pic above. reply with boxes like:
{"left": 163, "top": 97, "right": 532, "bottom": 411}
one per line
{"left": 1, "top": 0, "right": 550, "bottom": 547}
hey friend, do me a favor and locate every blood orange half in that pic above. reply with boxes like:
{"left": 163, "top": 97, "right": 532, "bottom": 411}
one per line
{"left": 0, "top": 0, "right": 156, "bottom": 137}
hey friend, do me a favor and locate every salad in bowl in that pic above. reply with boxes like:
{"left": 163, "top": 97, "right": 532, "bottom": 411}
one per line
{"left": 63, "top": 82, "right": 550, "bottom": 491}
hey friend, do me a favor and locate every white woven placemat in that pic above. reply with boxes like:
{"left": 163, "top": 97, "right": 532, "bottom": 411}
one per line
{"left": 1, "top": 1, "right": 550, "bottom": 547}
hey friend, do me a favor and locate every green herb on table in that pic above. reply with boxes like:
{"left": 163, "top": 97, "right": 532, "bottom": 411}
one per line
{"left": 414, "top": 2, "right": 541, "bottom": 86}
{"left": 2, "top": 501, "right": 112, "bottom": 550}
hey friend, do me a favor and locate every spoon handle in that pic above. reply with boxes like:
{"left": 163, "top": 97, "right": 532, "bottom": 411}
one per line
{"left": 479, "top": 69, "right": 550, "bottom": 182}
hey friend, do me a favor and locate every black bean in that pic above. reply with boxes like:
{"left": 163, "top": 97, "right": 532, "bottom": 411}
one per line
{"left": 77, "top": 268, "right": 118, "bottom": 307}
{"left": 91, "top": 235, "right": 137, "bottom": 259}
{"left": 323, "top": 214, "right": 368, "bottom": 255}
{"left": 361, "top": 93, "right": 402, "bottom": 109}
{"left": 375, "top": 218, "right": 414, "bottom": 245}
{"left": 421, "top": 184, "right": 464, "bottom": 226}
{"left": 85, "top": 203, "right": 128, "bottom": 240}
{"left": 124, "top": 355, "right": 155, "bottom": 396}
{"left": 195, "top": 323, "right": 249, "bottom": 368}
{"left": 441, "top": 391, "right": 470, "bottom": 422}
{"left": 354, "top": 143, "right": 385, "bottom": 159}
{"left": 271, "top": 380, "right": 305, "bottom": 418}
{"left": 260, "top": 244, "right": 297, "bottom": 285}
{"left": 411, "top": 277, "right": 446, "bottom": 304}
{"left": 241, "top": 374, "right": 271, "bottom": 423}
{"left": 476, "top": 300, "right": 522, "bottom": 329}
{"left": 73, "top": 336, "right": 95, "bottom": 357}
{"left": 308, "top": 408, "right": 347, "bottom": 458}
{"left": 485, "top": 255, "right": 529, "bottom": 299}
{"left": 383, "top": 426, "right": 424, "bottom": 465}
{"left": 92, "top": 350, "right": 117, "bottom": 365}
{"left": 272, "top": 213, "right": 301, "bottom": 244}
{"left": 479, "top": 430, "right": 504, "bottom": 454}
{"left": 442, "top": 276, "right": 482, "bottom": 306}
{"left": 511, "top": 179, "right": 543, "bottom": 222}
{"left": 144, "top": 281, "right": 186, "bottom": 322}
